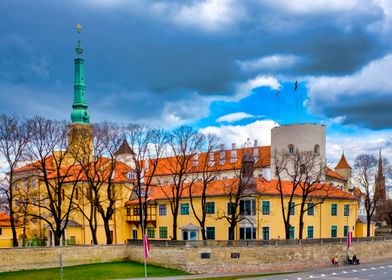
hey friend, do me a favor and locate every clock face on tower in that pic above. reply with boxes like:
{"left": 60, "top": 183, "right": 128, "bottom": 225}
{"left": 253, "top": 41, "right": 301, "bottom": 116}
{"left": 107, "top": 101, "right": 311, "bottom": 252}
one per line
{"left": 83, "top": 110, "right": 89, "bottom": 121}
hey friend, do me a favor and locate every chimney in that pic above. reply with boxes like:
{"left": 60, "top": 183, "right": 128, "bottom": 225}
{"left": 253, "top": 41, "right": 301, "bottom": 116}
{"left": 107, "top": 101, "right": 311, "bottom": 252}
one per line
{"left": 231, "top": 143, "right": 237, "bottom": 163}
{"left": 220, "top": 143, "right": 224, "bottom": 151}
{"left": 254, "top": 140, "right": 258, "bottom": 147}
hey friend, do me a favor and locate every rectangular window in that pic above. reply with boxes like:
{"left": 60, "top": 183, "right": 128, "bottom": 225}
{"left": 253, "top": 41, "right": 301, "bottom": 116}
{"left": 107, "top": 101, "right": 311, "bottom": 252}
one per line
{"left": 159, "top": 226, "right": 168, "bottom": 239}
{"left": 331, "top": 204, "right": 337, "bottom": 216}
{"left": 227, "top": 202, "right": 236, "bottom": 215}
{"left": 159, "top": 204, "right": 167, "bottom": 216}
{"left": 289, "top": 202, "right": 295, "bottom": 215}
{"left": 181, "top": 203, "right": 189, "bottom": 215}
{"left": 331, "top": 225, "right": 337, "bottom": 238}
{"left": 262, "top": 201, "right": 270, "bottom": 215}
{"left": 344, "top": 225, "right": 349, "bottom": 237}
{"left": 239, "top": 227, "right": 256, "bottom": 240}
{"left": 307, "top": 226, "right": 314, "bottom": 239}
{"left": 206, "top": 227, "right": 215, "bottom": 240}
{"left": 262, "top": 227, "right": 270, "bottom": 240}
{"left": 240, "top": 200, "right": 256, "bottom": 216}
{"left": 147, "top": 227, "right": 155, "bottom": 238}
{"left": 289, "top": 226, "right": 295, "bottom": 239}
{"left": 307, "top": 203, "right": 314, "bottom": 216}
{"left": 133, "top": 208, "right": 140, "bottom": 216}
{"left": 344, "top": 204, "right": 350, "bottom": 216}
{"left": 205, "top": 202, "right": 215, "bottom": 214}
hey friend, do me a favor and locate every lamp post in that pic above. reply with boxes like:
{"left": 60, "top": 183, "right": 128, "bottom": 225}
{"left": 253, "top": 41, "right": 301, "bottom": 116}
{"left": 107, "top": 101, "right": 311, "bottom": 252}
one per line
{"left": 141, "top": 197, "right": 151, "bottom": 280}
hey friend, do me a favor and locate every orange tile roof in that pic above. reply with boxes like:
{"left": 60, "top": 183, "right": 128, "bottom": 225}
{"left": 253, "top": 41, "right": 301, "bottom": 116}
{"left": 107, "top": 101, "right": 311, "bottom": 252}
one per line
{"left": 0, "top": 212, "right": 11, "bottom": 226}
{"left": 14, "top": 156, "right": 55, "bottom": 173}
{"left": 126, "top": 178, "right": 355, "bottom": 205}
{"left": 49, "top": 158, "right": 134, "bottom": 183}
{"left": 325, "top": 167, "right": 346, "bottom": 181}
{"left": 335, "top": 153, "right": 352, "bottom": 169}
{"left": 145, "top": 146, "right": 270, "bottom": 177}
{"left": 16, "top": 155, "right": 134, "bottom": 184}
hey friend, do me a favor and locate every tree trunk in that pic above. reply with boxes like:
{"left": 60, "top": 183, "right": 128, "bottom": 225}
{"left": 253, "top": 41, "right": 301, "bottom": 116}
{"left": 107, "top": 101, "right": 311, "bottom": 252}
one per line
{"left": 285, "top": 221, "right": 290, "bottom": 239}
{"left": 54, "top": 231, "right": 61, "bottom": 246}
{"left": 201, "top": 226, "right": 206, "bottom": 240}
{"left": 89, "top": 223, "right": 98, "bottom": 244}
{"left": 298, "top": 203, "right": 306, "bottom": 240}
{"left": 103, "top": 219, "right": 112, "bottom": 244}
{"left": 367, "top": 215, "right": 371, "bottom": 237}
{"left": 9, "top": 210, "right": 18, "bottom": 247}
{"left": 172, "top": 218, "right": 178, "bottom": 240}
{"left": 228, "top": 225, "right": 235, "bottom": 240}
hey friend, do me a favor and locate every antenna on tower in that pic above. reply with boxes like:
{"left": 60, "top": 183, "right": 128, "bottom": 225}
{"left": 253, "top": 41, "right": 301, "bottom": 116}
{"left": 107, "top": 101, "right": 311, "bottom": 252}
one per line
{"left": 75, "top": 24, "right": 83, "bottom": 58}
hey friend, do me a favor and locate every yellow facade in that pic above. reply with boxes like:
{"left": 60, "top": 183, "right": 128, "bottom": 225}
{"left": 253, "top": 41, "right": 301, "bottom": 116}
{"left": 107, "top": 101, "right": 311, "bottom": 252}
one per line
{"left": 127, "top": 193, "right": 359, "bottom": 241}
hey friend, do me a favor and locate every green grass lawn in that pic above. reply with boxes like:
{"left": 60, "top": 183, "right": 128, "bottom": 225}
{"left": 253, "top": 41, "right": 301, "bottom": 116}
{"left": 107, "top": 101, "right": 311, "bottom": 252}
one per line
{"left": 0, "top": 261, "right": 189, "bottom": 280}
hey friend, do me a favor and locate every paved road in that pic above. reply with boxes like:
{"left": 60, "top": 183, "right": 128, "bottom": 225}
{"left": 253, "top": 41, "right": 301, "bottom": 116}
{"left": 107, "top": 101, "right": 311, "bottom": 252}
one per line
{"left": 247, "top": 261, "right": 392, "bottom": 280}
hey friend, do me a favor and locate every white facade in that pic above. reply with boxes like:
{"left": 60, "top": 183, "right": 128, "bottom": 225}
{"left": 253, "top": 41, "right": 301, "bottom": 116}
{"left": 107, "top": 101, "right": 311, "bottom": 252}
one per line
{"left": 270, "top": 123, "right": 326, "bottom": 181}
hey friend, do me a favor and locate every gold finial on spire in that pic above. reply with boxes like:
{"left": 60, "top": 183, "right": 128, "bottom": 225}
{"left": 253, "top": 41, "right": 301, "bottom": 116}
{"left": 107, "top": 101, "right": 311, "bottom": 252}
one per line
{"left": 76, "top": 24, "right": 82, "bottom": 33}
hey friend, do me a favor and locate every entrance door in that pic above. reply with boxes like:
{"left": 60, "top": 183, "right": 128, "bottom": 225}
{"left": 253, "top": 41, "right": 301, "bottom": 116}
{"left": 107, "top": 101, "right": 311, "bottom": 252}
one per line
{"left": 182, "top": 230, "right": 198, "bottom": 240}
{"left": 132, "top": 229, "right": 138, "bottom": 240}
{"left": 182, "top": 231, "right": 188, "bottom": 240}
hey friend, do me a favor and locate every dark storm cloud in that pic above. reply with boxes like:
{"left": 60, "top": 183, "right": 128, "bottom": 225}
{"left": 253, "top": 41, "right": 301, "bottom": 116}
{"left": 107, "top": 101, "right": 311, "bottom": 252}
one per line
{"left": 0, "top": 0, "right": 390, "bottom": 127}
{"left": 320, "top": 94, "right": 392, "bottom": 129}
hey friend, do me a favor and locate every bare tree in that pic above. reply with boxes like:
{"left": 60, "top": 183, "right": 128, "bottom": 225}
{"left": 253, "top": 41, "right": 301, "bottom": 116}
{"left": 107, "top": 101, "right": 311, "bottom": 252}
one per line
{"left": 273, "top": 149, "right": 300, "bottom": 239}
{"left": 295, "top": 151, "right": 330, "bottom": 239}
{"left": 216, "top": 151, "right": 259, "bottom": 240}
{"left": 125, "top": 124, "right": 169, "bottom": 236}
{"left": 77, "top": 122, "right": 130, "bottom": 244}
{"left": 353, "top": 153, "right": 378, "bottom": 237}
{"left": 188, "top": 134, "right": 220, "bottom": 240}
{"left": 158, "top": 126, "right": 203, "bottom": 240}
{"left": 24, "top": 116, "right": 82, "bottom": 246}
{"left": 0, "top": 114, "right": 30, "bottom": 246}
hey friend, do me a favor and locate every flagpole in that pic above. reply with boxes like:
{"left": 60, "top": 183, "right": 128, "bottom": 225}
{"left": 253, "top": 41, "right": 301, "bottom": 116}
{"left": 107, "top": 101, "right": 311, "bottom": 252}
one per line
{"left": 141, "top": 199, "right": 148, "bottom": 280}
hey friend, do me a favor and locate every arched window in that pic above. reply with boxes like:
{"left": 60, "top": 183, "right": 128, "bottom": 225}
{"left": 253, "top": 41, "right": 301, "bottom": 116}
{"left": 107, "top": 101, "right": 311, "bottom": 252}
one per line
{"left": 314, "top": 144, "right": 320, "bottom": 155}
{"left": 288, "top": 144, "right": 294, "bottom": 154}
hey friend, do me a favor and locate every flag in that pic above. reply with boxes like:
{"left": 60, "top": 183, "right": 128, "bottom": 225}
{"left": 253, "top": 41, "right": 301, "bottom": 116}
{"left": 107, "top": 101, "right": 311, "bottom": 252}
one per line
{"left": 143, "top": 234, "right": 150, "bottom": 258}
{"left": 294, "top": 80, "right": 298, "bottom": 91}
{"left": 347, "top": 231, "right": 352, "bottom": 248}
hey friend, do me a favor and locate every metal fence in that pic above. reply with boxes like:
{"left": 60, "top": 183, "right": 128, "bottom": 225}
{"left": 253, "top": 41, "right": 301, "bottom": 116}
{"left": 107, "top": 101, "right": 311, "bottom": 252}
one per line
{"left": 127, "top": 235, "right": 392, "bottom": 247}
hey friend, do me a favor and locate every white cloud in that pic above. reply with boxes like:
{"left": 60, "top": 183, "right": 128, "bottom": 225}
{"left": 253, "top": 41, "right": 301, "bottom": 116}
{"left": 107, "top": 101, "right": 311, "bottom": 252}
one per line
{"left": 237, "top": 54, "right": 302, "bottom": 72}
{"left": 234, "top": 75, "right": 280, "bottom": 101}
{"left": 261, "top": 0, "right": 358, "bottom": 14}
{"left": 216, "top": 112, "right": 255, "bottom": 123}
{"left": 307, "top": 54, "right": 392, "bottom": 115}
{"left": 326, "top": 129, "right": 392, "bottom": 167}
{"left": 199, "top": 119, "right": 278, "bottom": 148}
{"left": 173, "top": 0, "right": 244, "bottom": 32}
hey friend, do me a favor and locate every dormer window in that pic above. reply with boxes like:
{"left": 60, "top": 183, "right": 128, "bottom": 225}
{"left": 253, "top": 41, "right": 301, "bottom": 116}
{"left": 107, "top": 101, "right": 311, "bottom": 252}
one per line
{"left": 193, "top": 153, "right": 199, "bottom": 167}
{"left": 314, "top": 145, "right": 320, "bottom": 155}
{"left": 127, "top": 172, "right": 136, "bottom": 180}
{"left": 209, "top": 152, "right": 215, "bottom": 166}
{"left": 288, "top": 144, "right": 294, "bottom": 154}
{"left": 219, "top": 150, "right": 226, "bottom": 165}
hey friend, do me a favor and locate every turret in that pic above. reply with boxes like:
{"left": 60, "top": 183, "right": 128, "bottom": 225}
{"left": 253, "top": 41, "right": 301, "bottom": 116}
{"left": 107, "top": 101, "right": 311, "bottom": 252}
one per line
{"left": 68, "top": 24, "right": 93, "bottom": 163}
{"left": 70, "top": 24, "right": 90, "bottom": 124}
{"left": 334, "top": 152, "right": 352, "bottom": 190}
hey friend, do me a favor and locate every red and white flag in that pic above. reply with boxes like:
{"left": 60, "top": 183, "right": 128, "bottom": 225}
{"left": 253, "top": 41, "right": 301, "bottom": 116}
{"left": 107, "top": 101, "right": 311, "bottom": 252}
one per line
{"left": 347, "top": 231, "right": 352, "bottom": 248}
{"left": 143, "top": 234, "right": 150, "bottom": 258}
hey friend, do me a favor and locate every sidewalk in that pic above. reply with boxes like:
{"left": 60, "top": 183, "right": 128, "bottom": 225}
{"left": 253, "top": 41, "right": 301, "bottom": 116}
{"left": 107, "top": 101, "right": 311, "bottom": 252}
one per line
{"left": 120, "top": 270, "right": 287, "bottom": 280}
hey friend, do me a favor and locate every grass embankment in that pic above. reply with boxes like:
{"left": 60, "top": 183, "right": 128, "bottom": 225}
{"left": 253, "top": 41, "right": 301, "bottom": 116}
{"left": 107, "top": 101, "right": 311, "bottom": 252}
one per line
{"left": 0, "top": 261, "right": 189, "bottom": 280}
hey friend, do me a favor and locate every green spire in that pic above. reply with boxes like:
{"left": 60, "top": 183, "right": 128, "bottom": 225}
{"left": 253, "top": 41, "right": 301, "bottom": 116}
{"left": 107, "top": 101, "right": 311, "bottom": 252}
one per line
{"left": 71, "top": 24, "right": 90, "bottom": 124}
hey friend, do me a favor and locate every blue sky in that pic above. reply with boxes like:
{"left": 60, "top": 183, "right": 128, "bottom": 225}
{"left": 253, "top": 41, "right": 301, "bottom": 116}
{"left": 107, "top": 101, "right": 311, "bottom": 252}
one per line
{"left": 1, "top": 0, "right": 392, "bottom": 165}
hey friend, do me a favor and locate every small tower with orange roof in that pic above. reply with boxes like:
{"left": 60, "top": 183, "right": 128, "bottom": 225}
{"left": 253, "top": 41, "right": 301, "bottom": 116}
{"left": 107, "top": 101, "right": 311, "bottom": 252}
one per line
{"left": 335, "top": 152, "right": 352, "bottom": 191}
